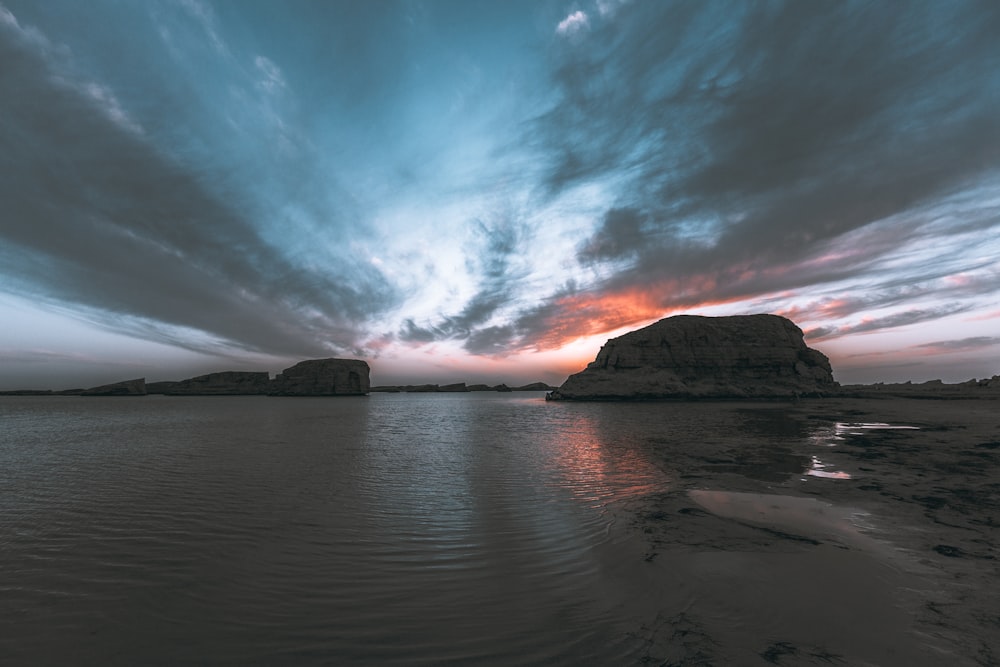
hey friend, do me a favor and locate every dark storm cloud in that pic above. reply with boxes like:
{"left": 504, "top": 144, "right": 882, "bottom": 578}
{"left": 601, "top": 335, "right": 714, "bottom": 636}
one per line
{"left": 0, "top": 13, "right": 396, "bottom": 357}
{"left": 507, "top": 0, "right": 1000, "bottom": 347}
{"left": 398, "top": 212, "right": 531, "bottom": 354}
{"left": 464, "top": 324, "right": 517, "bottom": 356}
{"left": 577, "top": 207, "right": 646, "bottom": 265}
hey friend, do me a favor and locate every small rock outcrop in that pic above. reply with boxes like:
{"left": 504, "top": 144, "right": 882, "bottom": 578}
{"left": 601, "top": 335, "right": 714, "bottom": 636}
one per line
{"left": 513, "top": 382, "right": 557, "bottom": 391}
{"left": 547, "top": 314, "right": 835, "bottom": 400}
{"left": 162, "top": 371, "right": 270, "bottom": 395}
{"left": 81, "top": 378, "right": 147, "bottom": 396}
{"left": 267, "top": 359, "right": 370, "bottom": 396}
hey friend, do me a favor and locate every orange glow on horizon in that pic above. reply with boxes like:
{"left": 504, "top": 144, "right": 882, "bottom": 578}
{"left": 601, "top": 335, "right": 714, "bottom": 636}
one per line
{"left": 530, "top": 280, "right": 736, "bottom": 352}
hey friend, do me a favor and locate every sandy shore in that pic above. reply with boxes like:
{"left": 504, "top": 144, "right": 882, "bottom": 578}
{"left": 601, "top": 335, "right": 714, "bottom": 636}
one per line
{"left": 604, "top": 398, "right": 999, "bottom": 666}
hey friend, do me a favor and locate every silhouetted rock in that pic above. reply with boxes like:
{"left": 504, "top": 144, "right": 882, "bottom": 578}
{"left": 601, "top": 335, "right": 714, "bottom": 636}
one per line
{"left": 837, "top": 375, "right": 1000, "bottom": 399}
{"left": 268, "top": 359, "right": 369, "bottom": 396}
{"left": 547, "top": 314, "right": 835, "bottom": 400}
{"left": 82, "top": 378, "right": 147, "bottom": 396}
{"left": 493, "top": 384, "right": 513, "bottom": 392}
{"left": 404, "top": 384, "right": 440, "bottom": 393}
{"left": 513, "top": 382, "right": 557, "bottom": 391}
{"left": 370, "top": 386, "right": 402, "bottom": 393}
{"left": 466, "top": 384, "right": 493, "bottom": 391}
{"left": 438, "top": 383, "right": 469, "bottom": 392}
{"left": 0, "top": 389, "right": 53, "bottom": 396}
{"left": 145, "top": 381, "right": 180, "bottom": 394}
{"left": 163, "top": 371, "right": 270, "bottom": 395}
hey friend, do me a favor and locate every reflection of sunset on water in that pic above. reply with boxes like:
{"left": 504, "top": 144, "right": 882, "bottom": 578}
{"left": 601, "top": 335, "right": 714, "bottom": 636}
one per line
{"left": 547, "top": 408, "right": 671, "bottom": 508}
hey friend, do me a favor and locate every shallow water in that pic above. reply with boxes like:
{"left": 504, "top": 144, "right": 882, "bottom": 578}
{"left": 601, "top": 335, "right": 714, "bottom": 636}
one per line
{"left": 1, "top": 393, "right": 678, "bottom": 665}
{"left": 0, "top": 394, "right": 940, "bottom": 665}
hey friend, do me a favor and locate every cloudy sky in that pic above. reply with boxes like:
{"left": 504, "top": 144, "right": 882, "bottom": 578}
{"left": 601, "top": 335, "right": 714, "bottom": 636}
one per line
{"left": 2, "top": 0, "right": 999, "bottom": 389}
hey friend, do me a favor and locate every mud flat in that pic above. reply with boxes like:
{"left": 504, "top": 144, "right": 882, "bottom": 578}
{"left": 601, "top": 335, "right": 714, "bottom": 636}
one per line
{"left": 603, "top": 397, "right": 999, "bottom": 666}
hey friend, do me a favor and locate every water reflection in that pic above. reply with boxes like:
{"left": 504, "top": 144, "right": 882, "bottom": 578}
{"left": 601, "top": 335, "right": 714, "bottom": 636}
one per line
{"left": 836, "top": 422, "right": 920, "bottom": 434}
{"left": 807, "top": 455, "right": 853, "bottom": 479}
{"left": 0, "top": 394, "right": 928, "bottom": 665}
{"left": 545, "top": 406, "right": 672, "bottom": 507}
{"left": 688, "top": 489, "right": 875, "bottom": 547}
{"left": 803, "top": 420, "right": 920, "bottom": 480}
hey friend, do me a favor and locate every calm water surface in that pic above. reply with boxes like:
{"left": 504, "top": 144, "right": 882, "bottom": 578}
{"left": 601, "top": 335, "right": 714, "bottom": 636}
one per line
{"left": 2, "top": 393, "right": 686, "bottom": 665}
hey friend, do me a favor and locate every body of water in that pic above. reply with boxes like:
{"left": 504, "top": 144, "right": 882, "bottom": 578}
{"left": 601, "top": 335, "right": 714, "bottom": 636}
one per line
{"left": 2, "top": 393, "right": 687, "bottom": 665}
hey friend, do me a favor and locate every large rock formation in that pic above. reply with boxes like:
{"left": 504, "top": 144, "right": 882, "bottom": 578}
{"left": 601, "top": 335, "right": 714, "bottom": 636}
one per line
{"left": 547, "top": 314, "right": 835, "bottom": 400}
{"left": 161, "top": 371, "right": 270, "bottom": 395}
{"left": 267, "top": 358, "right": 370, "bottom": 396}
{"left": 81, "top": 378, "right": 147, "bottom": 396}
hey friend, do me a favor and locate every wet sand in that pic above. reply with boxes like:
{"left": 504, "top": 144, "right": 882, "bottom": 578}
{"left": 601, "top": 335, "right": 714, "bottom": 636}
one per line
{"left": 606, "top": 398, "right": 999, "bottom": 666}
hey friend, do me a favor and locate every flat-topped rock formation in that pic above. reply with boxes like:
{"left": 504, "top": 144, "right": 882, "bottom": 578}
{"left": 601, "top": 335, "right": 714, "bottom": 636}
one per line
{"left": 268, "top": 358, "right": 370, "bottom": 396}
{"left": 547, "top": 314, "right": 836, "bottom": 400}
{"left": 81, "top": 378, "right": 147, "bottom": 396}
{"left": 160, "top": 371, "right": 270, "bottom": 395}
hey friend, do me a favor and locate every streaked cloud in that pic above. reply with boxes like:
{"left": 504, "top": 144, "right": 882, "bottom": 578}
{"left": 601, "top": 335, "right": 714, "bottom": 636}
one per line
{"left": 397, "top": 210, "right": 533, "bottom": 354}
{"left": 506, "top": 0, "right": 1000, "bottom": 350}
{"left": 0, "top": 7, "right": 397, "bottom": 360}
{"left": 254, "top": 55, "right": 286, "bottom": 94}
{"left": 1, "top": 0, "right": 998, "bottom": 387}
{"left": 807, "top": 307, "right": 971, "bottom": 342}
{"left": 915, "top": 337, "right": 1000, "bottom": 354}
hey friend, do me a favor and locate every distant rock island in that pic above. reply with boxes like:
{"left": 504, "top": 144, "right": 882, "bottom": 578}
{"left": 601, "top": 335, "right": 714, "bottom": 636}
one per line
{"left": 837, "top": 376, "right": 1000, "bottom": 399}
{"left": 3, "top": 332, "right": 995, "bottom": 400}
{"left": 547, "top": 314, "right": 836, "bottom": 400}
{"left": 81, "top": 378, "right": 147, "bottom": 396}
{"left": 0, "top": 359, "right": 370, "bottom": 397}
{"left": 268, "top": 359, "right": 370, "bottom": 396}
{"left": 1, "top": 357, "right": 558, "bottom": 397}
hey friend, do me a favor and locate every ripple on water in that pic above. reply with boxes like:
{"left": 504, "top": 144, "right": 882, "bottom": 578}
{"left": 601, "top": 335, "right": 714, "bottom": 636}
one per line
{"left": 0, "top": 394, "right": 669, "bottom": 665}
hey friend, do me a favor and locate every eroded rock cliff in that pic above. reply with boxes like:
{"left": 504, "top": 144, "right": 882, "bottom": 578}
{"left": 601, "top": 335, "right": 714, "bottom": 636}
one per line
{"left": 547, "top": 314, "right": 835, "bottom": 400}
{"left": 267, "top": 358, "right": 370, "bottom": 396}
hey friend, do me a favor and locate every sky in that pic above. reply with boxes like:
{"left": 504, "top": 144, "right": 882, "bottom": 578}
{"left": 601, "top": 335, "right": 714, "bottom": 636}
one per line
{"left": 2, "top": 0, "right": 999, "bottom": 390}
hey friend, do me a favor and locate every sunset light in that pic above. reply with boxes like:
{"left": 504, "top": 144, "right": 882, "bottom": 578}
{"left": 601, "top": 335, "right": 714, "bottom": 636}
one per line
{"left": 1, "top": 0, "right": 998, "bottom": 389}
